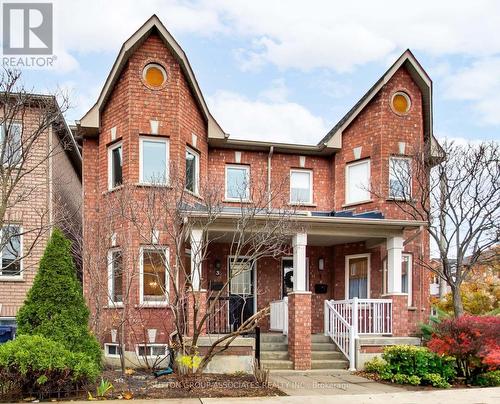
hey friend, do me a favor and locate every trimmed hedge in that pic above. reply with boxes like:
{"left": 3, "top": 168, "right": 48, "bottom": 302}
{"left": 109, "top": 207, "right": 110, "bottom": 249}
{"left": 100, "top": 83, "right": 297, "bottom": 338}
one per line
{"left": 0, "top": 335, "right": 100, "bottom": 398}
{"left": 16, "top": 228, "right": 101, "bottom": 367}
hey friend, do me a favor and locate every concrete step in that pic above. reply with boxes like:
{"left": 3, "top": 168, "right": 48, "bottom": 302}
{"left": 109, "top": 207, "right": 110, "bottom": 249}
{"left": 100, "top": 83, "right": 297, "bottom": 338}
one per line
{"left": 311, "top": 359, "right": 349, "bottom": 370}
{"left": 260, "top": 333, "right": 287, "bottom": 343}
{"left": 260, "top": 351, "right": 289, "bottom": 360}
{"left": 261, "top": 359, "right": 293, "bottom": 370}
{"left": 311, "top": 342, "right": 338, "bottom": 351}
{"left": 311, "top": 334, "right": 332, "bottom": 343}
{"left": 311, "top": 350, "right": 344, "bottom": 360}
{"left": 260, "top": 342, "right": 288, "bottom": 351}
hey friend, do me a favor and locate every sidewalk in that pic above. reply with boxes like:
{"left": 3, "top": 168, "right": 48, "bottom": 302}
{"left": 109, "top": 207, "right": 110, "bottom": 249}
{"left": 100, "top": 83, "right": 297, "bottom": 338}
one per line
{"left": 66, "top": 387, "right": 500, "bottom": 404}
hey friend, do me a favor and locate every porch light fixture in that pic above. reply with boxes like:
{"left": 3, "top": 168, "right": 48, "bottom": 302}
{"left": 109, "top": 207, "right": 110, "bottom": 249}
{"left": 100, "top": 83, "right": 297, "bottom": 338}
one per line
{"left": 214, "top": 259, "right": 221, "bottom": 276}
{"left": 318, "top": 257, "right": 325, "bottom": 271}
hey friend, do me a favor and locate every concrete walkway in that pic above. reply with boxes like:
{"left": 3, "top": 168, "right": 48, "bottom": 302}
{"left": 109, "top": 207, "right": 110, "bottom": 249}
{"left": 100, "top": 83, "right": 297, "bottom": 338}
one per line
{"left": 66, "top": 387, "right": 500, "bottom": 403}
{"left": 268, "top": 369, "right": 406, "bottom": 395}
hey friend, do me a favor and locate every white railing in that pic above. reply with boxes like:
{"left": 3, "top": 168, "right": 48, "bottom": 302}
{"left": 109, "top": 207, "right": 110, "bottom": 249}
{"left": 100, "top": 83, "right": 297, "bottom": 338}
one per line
{"left": 270, "top": 297, "right": 288, "bottom": 335}
{"left": 324, "top": 298, "right": 393, "bottom": 370}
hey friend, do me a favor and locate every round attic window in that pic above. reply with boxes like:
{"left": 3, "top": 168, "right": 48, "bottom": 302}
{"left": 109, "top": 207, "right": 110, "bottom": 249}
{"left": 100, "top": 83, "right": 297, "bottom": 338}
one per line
{"left": 391, "top": 92, "right": 411, "bottom": 114}
{"left": 143, "top": 63, "right": 167, "bottom": 89}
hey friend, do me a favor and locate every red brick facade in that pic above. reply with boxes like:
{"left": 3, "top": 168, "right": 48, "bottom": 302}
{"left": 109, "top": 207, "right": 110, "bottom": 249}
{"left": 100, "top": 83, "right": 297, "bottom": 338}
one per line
{"left": 81, "top": 19, "right": 432, "bottom": 369}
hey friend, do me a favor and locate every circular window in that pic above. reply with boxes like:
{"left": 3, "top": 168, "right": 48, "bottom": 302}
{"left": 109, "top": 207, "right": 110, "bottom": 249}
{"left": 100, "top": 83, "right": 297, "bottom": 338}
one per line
{"left": 391, "top": 92, "right": 411, "bottom": 114}
{"left": 142, "top": 63, "right": 167, "bottom": 89}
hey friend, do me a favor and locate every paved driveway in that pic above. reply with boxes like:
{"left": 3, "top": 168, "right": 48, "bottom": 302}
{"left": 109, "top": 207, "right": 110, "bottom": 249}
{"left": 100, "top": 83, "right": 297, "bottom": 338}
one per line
{"left": 268, "top": 369, "right": 406, "bottom": 396}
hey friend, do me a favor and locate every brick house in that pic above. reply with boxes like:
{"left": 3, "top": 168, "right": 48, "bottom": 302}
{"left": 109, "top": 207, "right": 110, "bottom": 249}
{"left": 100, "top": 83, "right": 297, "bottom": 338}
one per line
{"left": 0, "top": 96, "right": 82, "bottom": 329}
{"left": 78, "top": 15, "right": 440, "bottom": 371}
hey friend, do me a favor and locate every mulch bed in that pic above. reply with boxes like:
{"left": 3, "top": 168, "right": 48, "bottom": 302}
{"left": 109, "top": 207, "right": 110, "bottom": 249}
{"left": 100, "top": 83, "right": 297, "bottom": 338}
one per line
{"left": 92, "top": 368, "right": 286, "bottom": 399}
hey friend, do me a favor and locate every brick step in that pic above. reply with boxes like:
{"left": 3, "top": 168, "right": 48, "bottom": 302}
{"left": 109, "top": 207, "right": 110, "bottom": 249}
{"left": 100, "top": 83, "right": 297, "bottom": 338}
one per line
{"left": 261, "top": 359, "right": 293, "bottom": 370}
{"left": 260, "top": 351, "right": 289, "bottom": 360}
{"left": 311, "top": 342, "right": 338, "bottom": 351}
{"left": 260, "top": 342, "right": 288, "bottom": 352}
{"left": 311, "top": 334, "right": 333, "bottom": 343}
{"left": 260, "top": 333, "right": 287, "bottom": 343}
{"left": 311, "top": 350, "right": 344, "bottom": 360}
{"left": 311, "top": 359, "right": 349, "bottom": 370}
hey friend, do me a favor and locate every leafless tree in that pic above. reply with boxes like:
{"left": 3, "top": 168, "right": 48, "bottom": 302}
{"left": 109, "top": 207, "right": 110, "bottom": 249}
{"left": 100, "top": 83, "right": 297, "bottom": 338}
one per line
{"left": 371, "top": 139, "right": 499, "bottom": 317}
{"left": 0, "top": 68, "right": 76, "bottom": 278}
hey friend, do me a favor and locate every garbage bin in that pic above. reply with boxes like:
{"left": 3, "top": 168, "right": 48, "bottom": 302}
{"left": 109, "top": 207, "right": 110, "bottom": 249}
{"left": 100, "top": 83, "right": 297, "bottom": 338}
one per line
{"left": 0, "top": 326, "right": 15, "bottom": 343}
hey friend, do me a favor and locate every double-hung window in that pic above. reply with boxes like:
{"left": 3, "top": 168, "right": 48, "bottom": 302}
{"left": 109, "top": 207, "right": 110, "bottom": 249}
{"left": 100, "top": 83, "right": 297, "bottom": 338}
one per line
{"left": 389, "top": 157, "right": 411, "bottom": 199}
{"left": 108, "top": 142, "right": 123, "bottom": 189}
{"left": 0, "top": 225, "right": 22, "bottom": 278}
{"left": 140, "top": 247, "right": 168, "bottom": 305}
{"left": 225, "top": 165, "right": 250, "bottom": 201}
{"left": 139, "top": 137, "right": 169, "bottom": 185}
{"left": 0, "top": 123, "right": 22, "bottom": 166}
{"left": 346, "top": 159, "right": 370, "bottom": 205}
{"left": 107, "top": 249, "right": 123, "bottom": 305}
{"left": 290, "top": 169, "right": 313, "bottom": 204}
{"left": 185, "top": 147, "right": 199, "bottom": 194}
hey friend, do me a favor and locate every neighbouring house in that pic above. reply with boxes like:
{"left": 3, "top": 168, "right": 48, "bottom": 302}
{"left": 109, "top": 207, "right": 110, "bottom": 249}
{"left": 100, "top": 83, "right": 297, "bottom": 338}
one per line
{"left": 0, "top": 95, "right": 82, "bottom": 335}
{"left": 78, "top": 15, "right": 440, "bottom": 371}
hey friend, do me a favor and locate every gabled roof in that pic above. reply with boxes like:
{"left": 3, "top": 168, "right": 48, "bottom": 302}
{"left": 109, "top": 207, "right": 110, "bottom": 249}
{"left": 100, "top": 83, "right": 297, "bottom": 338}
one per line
{"left": 78, "top": 15, "right": 226, "bottom": 139}
{"left": 319, "top": 49, "right": 433, "bottom": 149}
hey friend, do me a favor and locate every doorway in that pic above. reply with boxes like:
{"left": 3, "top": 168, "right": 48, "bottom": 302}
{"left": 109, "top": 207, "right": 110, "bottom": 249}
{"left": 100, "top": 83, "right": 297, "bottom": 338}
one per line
{"left": 228, "top": 257, "right": 255, "bottom": 331}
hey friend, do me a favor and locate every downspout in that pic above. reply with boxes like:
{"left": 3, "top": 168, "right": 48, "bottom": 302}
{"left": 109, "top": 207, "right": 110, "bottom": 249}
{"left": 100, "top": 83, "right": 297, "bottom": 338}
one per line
{"left": 267, "top": 146, "right": 274, "bottom": 210}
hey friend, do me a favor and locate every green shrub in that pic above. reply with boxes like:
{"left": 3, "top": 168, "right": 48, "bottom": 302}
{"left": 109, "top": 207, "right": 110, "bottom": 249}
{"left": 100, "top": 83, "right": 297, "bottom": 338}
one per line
{"left": 473, "top": 370, "right": 500, "bottom": 387}
{"left": 0, "top": 335, "right": 100, "bottom": 399}
{"left": 382, "top": 345, "right": 456, "bottom": 383}
{"left": 392, "top": 373, "right": 421, "bottom": 385}
{"left": 16, "top": 228, "right": 102, "bottom": 367}
{"left": 422, "top": 373, "right": 451, "bottom": 388}
{"left": 364, "top": 356, "right": 387, "bottom": 373}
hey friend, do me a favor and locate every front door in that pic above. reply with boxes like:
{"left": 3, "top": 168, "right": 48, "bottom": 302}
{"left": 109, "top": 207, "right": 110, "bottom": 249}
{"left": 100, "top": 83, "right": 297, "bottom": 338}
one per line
{"left": 347, "top": 255, "right": 369, "bottom": 298}
{"left": 228, "top": 257, "right": 255, "bottom": 331}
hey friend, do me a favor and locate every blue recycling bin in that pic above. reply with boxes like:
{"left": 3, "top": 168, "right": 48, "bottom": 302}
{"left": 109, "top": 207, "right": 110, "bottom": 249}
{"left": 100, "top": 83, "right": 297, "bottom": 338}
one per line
{"left": 0, "top": 326, "right": 16, "bottom": 343}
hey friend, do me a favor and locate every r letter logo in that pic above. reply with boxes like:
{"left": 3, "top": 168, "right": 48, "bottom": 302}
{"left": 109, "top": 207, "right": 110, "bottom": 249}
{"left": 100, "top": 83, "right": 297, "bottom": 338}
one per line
{"left": 2, "top": 3, "right": 53, "bottom": 55}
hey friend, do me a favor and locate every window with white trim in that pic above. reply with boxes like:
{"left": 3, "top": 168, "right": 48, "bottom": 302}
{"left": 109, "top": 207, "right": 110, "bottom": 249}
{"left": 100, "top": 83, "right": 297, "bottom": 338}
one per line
{"left": 107, "top": 249, "right": 123, "bottom": 305}
{"left": 383, "top": 253, "right": 412, "bottom": 306}
{"left": 185, "top": 147, "right": 199, "bottom": 194}
{"left": 137, "top": 344, "right": 168, "bottom": 357}
{"left": 108, "top": 142, "right": 123, "bottom": 189}
{"left": 0, "top": 123, "right": 22, "bottom": 166}
{"left": 140, "top": 247, "right": 168, "bottom": 305}
{"left": 346, "top": 159, "right": 370, "bottom": 204}
{"left": 229, "top": 257, "right": 254, "bottom": 296}
{"left": 0, "top": 225, "right": 21, "bottom": 278}
{"left": 104, "top": 343, "right": 122, "bottom": 357}
{"left": 225, "top": 165, "right": 250, "bottom": 201}
{"left": 389, "top": 157, "right": 411, "bottom": 199}
{"left": 139, "top": 137, "right": 169, "bottom": 185}
{"left": 290, "top": 169, "right": 313, "bottom": 204}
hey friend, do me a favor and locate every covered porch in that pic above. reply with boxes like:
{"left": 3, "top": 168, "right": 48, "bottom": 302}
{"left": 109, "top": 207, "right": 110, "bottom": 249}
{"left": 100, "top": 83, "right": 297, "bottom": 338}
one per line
{"left": 188, "top": 214, "right": 426, "bottom": 370}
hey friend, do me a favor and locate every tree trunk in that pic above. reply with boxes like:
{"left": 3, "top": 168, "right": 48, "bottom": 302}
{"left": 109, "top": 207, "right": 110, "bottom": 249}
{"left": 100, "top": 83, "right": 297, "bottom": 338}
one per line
{"left": 451, "top": 285, "right": 464, "bottom": 317}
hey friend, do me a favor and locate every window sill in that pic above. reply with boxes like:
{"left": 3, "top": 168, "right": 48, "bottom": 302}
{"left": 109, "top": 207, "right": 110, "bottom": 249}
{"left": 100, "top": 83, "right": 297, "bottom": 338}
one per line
{"left": 386, "top": 197, "right": 413, "bottom": 202}
{"left": 134, "top": 183, "right": 171, "bottom": 189}
{"left": 185, "top": 189, "right": 203, "bottom": 200}
{"left": 289, "top": 202, "right": 316, "bottom": 207}
{"left": 342, "top": 199, "right": 373, "bottom": 208}
{"left": 103, "top": 185, "right": 124, "bottom": 195}
{"left": 0, "top": 276, "right": 24, "bottom": 282}
{"left": 223, "top": 199, "right": 253, "bottom": 204}
{"left": 136, "top": 302, "right": 169, "bottom": 308}
{"left": 105, "top": 303, "right": 124, "bottom": 309}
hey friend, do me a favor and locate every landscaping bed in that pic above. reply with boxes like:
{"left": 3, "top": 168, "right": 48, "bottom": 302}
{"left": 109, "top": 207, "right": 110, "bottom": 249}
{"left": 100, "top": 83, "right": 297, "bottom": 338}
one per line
{"left": 91, "top": 368, "right": 286, "bottom": 400}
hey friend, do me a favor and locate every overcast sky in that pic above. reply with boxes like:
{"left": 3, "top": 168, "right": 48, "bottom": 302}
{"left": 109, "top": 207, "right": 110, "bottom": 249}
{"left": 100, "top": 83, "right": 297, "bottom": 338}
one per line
{"left": 15, "top": 0, "right": 500, "bottom": 145}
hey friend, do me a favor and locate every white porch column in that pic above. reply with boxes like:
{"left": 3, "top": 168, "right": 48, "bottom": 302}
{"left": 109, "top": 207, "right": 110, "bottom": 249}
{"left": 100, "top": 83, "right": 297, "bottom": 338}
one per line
{"left": 190, "top": 228, "right": 203, "bottom": 291}
{"left": 292, "top": 232, "right": 307, "bottom": 292}
{"left": 386, "top": 236, "right": 404, "bottom": 293}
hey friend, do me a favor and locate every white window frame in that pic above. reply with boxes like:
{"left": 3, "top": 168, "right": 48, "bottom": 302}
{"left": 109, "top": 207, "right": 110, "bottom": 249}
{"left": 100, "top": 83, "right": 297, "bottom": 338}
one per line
{"left": 0, "top": 225, "right": 23, "bottom": 281}
{"left": 139, "top": 136, "right": 169, "bottom": 185}
{"left": 185, "top": 146, "right": 200, "bottom": 195}
{"left": 289, "top": 169, "right": 313, "bottom": 205}
{"left": 0, "top": 122, "right": 23, "bottom": 167}
{"left": 139, "top": 246, "right": 169, "bottom": 306}
{"left": 136, "top": 343, "right": 169, "bottom": 358}
{"left": 225, "top": 164, "right": 250, "bottom": 201}
{"left": 345, "top": 253, "right": 371, "bottom": 299}
{"left": 107, "top": 141, "right": 123, "bottom": 190}
{"left": 104, "top": 343, "right": 122, "bottom": 358}
{"left": 345, "top": 159, "right": 371, "bottom": 205}
{"left": 389, "top": 157, "right": 412, "bottom": 199}
{"left": 382, "top": 253, "right": 413, "bottom": 306}
{"left": 107, "top": 248, "right": 123, "bottom": 307}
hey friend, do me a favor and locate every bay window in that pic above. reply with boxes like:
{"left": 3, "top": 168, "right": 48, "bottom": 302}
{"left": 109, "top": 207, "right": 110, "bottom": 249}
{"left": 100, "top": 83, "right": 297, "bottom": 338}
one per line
{"left": 107, "top": 249, "right": 123, "bottom": 305}
{"left": 389, "top": 157, "right": 411, "bottom": 199}
{"left": 185, "top": 147, "right": 199, "bottom": 194}
{"left": 108, "top": 142, "right": 123, "bottom": 189}
{"left": 140, "top": 137, "right": 169, "bottom": 185}
{"left": 140, "top": 247, "right": 168, "bottom": 305}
